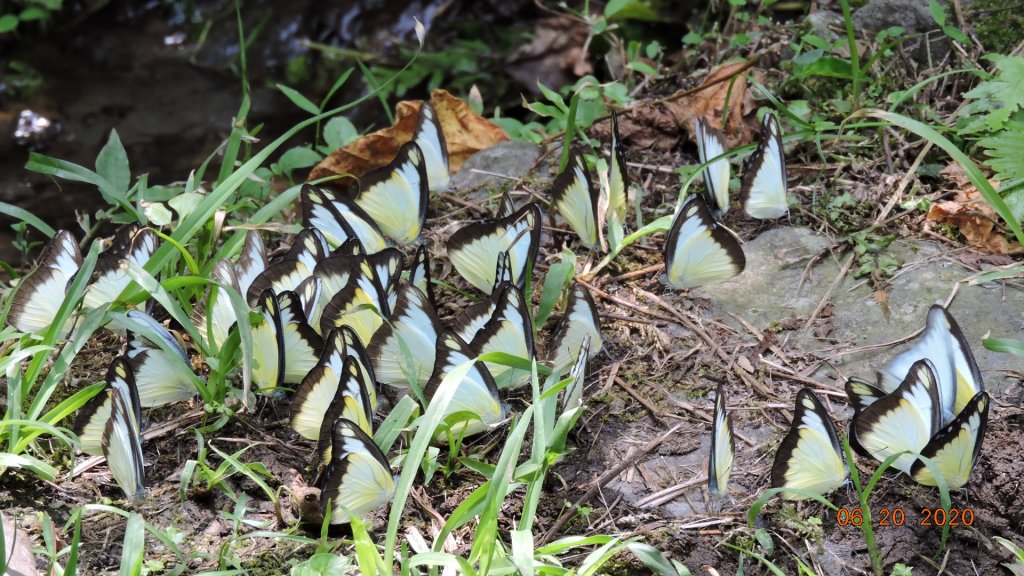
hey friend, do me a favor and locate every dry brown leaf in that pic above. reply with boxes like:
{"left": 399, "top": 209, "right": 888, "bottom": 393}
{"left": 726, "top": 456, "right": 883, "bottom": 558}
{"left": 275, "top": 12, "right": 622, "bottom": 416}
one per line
{"left": 665, "top": 61, "right": 758, "bottom": 147}
{"left": 925, "top": 163, "right": 1019, "bottom": 254}
{"left": 506, "top": 16, "right": 591, "bottom": 90}
{"left": 309, "top": 89, "right": 508, "bottom": 186}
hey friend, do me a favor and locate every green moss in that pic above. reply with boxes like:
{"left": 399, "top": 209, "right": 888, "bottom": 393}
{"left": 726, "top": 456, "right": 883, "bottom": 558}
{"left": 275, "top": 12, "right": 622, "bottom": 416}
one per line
{"left": 972, "top": 0, "right": 1024, "bottom": 54}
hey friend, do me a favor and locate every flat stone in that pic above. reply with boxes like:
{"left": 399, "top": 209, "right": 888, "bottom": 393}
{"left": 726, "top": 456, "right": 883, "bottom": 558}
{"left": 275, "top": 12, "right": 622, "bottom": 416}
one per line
{"left": 701, "top": 226, "right": 1023, "bottom": 397}
{"left": 451, "top": 140, "right": 543, "bottom": 196}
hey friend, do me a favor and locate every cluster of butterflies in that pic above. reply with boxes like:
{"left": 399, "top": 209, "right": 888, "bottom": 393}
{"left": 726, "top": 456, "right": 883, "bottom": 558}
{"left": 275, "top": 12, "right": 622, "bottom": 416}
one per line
{"left": 7, "top": 102, "right": 612, "bottom": 525}
{"left": 661, "top": 112, "right": 790, "bottom": 291}
{"left": 706, "top": 304, "right": 989, "bottom": 502}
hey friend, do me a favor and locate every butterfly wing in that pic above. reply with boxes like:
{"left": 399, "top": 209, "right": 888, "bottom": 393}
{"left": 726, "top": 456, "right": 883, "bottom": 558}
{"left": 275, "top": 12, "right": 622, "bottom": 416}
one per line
{"left": 547, "top": 284, "right": 603, "bottom": 375}
{"left": 708, "top": 382, "right": 735, "bottom": 499}
{"left": 696, "top": 118, "right": 730, "bottom": 217}
{"left": 469, "top": 282, "right": 535, "bottom": 389}
{"left": 100, "top": 357, "right": 145, "bottom": 500}
{"left": 83, "top": 227, "right": 159, "bottom": 309}
{"left": 413, "top": 102, "right": 450, "bottom": 193}
{"left": 853, "top": 359, "right": 942, "bottom": 474}
{"left": 425, "top": 333, "right": 505, "bottom": 438}
{"left": 8, "top": 230, "right": 82, "bottom": 335}
{"left": 770, "top": 388, "right": 847, "bottom": 500}
{"left": 367, "top": 283, "right": 443, "bottom": 389}
{"left": 740, "top": 112, "right": 788, "bottom": 219}
{"left": 910, "top": 391, "right": 989, "bottom": 489}
{"left": 354, "top": 142, "right": 429, "bottom": 245}
{"left": 551, "top": 150, "right": 599, "bottom": 248}
{"left": 319, "top": 418, "right": 395, "bottom": 524}
{"left": 447, "top": 203, "right": 541, "bottom": 294}
{"left": 663, "top": 195, "right": 745, "bottom": 289}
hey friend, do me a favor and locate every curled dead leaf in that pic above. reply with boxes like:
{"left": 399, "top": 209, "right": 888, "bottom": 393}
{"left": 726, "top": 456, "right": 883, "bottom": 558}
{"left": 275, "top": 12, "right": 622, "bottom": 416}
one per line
{"left": 3, "top": 514, "right": 38, "bottom": 576}
{"left": 309, "top": 89, "right": 508, "bottom": 187}
{"left": 665, "top": 61, "right": 759, "bottom": 147}
{"left": 925, "top": 163, "right": 1020, "bottom": 254}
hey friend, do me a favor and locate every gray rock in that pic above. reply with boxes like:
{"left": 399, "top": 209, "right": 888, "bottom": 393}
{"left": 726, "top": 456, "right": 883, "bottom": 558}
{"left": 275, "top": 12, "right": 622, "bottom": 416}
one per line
{"left": 703, "top": 226, "right": 1023, "bottom": 397}
{"left": 805, "top": 10, "right": 846, "bottom": 42}
{"left": 852, "top": 0, "right": 950, "bottom": 64}
{"left": 451, "top": 140, "right": 543, "bottom": 196}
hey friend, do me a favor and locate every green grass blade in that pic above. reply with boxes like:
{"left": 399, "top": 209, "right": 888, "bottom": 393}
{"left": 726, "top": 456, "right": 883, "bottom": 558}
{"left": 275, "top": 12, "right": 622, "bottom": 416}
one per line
{"left": 0, "top": 203, "right": 55, "bottom": 237}
{"left": 863, "top": 109, "right": 1024, "bottom": 245}
{"left": 118, "top": 513, "right": 146, "bottom": 576}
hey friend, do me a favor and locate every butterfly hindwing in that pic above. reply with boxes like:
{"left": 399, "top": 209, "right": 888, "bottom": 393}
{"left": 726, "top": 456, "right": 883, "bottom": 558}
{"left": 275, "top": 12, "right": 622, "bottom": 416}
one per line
{"left": 252, "top": 289, "right": 285, "bottom": 391}
{"left": 469, "top": 282, "right": 535, "bottom": 389}
{"left": 770, "top": 388, "right": 847, "bottom": 500}
{"left": 277, "top": 290, "right": 325, "bottom": 384}
{"left": 607, "top": 112, "right": 629, "bottom": 223}
{"left": 663, "top": 195, "right": 745, "bottom": 289}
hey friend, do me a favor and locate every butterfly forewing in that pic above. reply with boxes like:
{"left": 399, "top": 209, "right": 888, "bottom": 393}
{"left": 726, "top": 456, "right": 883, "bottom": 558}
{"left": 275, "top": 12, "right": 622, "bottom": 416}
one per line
{"left": 319, "top": 418, "right": 395, "bottom": 524}
{"left": 740, "top": 112, "right": 789, "bottom": 219}
{"left": 853, "top": 359, "right": 942, "bottom": 475}
{"left": 708, "top": 382, "right": 735, "bottom": 499}
{"left": 550, "top": 150, "right": 599, "bottom": 248}
{"left": 770, "top": 388, "right": 847, "bottom": 500}
{"left": 8, "top": 230, "right": 82, "bottom": 335}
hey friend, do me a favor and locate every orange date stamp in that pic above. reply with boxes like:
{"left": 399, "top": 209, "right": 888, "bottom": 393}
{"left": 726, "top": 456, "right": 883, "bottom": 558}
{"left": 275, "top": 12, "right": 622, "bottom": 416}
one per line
{"left": 835, "top": 507, "right": 975, "bottom": 527}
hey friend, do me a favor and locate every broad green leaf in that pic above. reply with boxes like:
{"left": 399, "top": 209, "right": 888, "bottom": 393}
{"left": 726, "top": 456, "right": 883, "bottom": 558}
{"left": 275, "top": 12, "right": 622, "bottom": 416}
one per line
{"left": 0, "top": 14, "right": 19, "bottom": 32}
{"left": 96, "top": 129, "right": 131, "bottom": 196}
{"left": 322, "top": 117, "right": 359, "bottom": 150}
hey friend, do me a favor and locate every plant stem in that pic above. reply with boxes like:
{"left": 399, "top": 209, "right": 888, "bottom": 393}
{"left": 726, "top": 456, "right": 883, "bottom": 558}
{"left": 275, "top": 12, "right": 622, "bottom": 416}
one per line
{"left": 839, "top": 0, "right": 862, "bottom": 109}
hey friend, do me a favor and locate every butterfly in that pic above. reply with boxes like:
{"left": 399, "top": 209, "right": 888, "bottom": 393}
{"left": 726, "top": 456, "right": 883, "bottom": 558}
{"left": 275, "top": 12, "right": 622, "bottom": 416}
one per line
{"left": 124, "top": 310, "right": 197, "bottom": 408}
{"left": 245, "top": 229, "right": 326, "bottom": 305}
{"left": 413, "top": 102, "right": 450, "bottom": 193}
{"left": 740, "top": 112, "right": 789, "bottom": 219}
{"left": 409, "top": 244, "right": 436, "bottom": 308}
{"left": 561, "top": 333, "right": 591, "bottom": 412}
{"left": 708, "top": 382, "right": 735, "bottom": 499}
{"left": 446, "top": 203, "right": 542, "bottom": 294}
{"left": 662, "top": 195, "right": 745, "bottom": 290}
{"left": 234, "top": 230, "right": 268, "bottom": 298}
{"left": 605, "top": 112, "right": 629, "bottom": 224}
{"left": 318, "top": 257, "right": 390, "bottom": 345}
{"left": 292, "top": 346, "right": 374, "bottom": 443}
{"left": 770, "top": 388, "right": 848, "bottom": 500}
{"left": 7, "top": 229, "right": 82, "bottom": 335}
{"left": 852, "top": 359, "right": 941, "bottom": 475}
{"left": 74, "top": 357, "right": 145, "bottom": 499}
{"left": 547, "top": 283, "right": 603, "bottom": 375}
{"left": 367, "top": 283, "right": 444, "bottom": 389}
{"left": 450, "top": 251, "right": 513, "bottom": 345}
{"left": 910, "top": 391, "right": 989, "bottom": 490}
{"left": 318, "top": 418, "right": 396, "bottom": 524}
{"left": 550, "top": 149, "right": 599, "bottom": 249}
{"left": 83, "top": 224, "right": 159, "bottom": 309}
{"left": 696, "top": 118, "right": 731, "bottom": 217}
{"left": 193, "top": 259, "right": 241, "bottom": 349}
{"left": 251, "top": 289, "right": 324, "bottom": 390}
{"left": 467, "top": 282, "right": 535, "bottom": 390}
{"left": 302, "top": 185, "right": 388, "bottom": 253}
{"left": 352, "top": 142, "right": 429, "bottom": 245}
{"left": 877, "top": 304, "right": 984, "bottom": 424}
{"left": 425, "top": 333, "right": 505, "bottom": 439}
